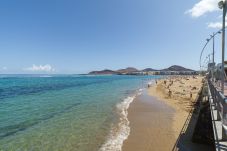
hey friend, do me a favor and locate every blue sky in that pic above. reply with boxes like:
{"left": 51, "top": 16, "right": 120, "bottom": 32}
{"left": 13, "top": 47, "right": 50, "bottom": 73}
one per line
{"left": 0, "top": 0, "right": 224, "bottom": 74}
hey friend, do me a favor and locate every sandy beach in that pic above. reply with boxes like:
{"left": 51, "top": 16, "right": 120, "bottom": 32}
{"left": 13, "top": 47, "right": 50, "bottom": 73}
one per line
{"left": 122, "top": 92, "right": 176, "bottom": 151}
{"left": 123, "top": 75, "right": 206, "bottom": 151}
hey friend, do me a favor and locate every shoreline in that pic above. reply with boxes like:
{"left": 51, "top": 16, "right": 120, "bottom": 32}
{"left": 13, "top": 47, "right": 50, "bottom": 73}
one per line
{"left": 122, "top": 75, "right": 205, "bottom": 151}
{"left": 99, "top": 89, "right": 143, "bottom": 151}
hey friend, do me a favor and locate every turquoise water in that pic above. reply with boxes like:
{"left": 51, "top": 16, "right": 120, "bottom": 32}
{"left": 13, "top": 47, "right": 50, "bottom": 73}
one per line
{"left": 0, "top": 75, "right": 160, "bottom": 151}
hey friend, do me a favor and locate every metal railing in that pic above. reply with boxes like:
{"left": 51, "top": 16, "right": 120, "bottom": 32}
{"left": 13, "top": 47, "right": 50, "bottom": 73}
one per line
{"left": 208, "top": 79, "right": 227, "bottom": 140}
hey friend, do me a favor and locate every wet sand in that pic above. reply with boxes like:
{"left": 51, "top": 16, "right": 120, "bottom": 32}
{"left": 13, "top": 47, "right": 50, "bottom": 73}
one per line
{"left": 122, "top": 92, "right": 177, "bottom": 151}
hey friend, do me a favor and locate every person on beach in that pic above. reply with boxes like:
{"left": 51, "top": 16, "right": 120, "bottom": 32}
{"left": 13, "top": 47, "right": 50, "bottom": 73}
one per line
{"left": 168, "top": 89, "right": 172, "bottom": 98}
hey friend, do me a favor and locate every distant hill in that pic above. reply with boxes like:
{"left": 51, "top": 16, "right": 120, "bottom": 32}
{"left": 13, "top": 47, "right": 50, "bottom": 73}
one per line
{"left": 117, "top": 67, "right": 139, "bottom": 74}
{"left": 89, "top": 69, "right": 118, "bottom": 75}
{"left": 142, "top": 68, "right": 157, "bottom": 72}
{"left": 88, "top": 65, "right": 195, "bottom": 75}
{"left": 161, "top": 65, "right": 194, "bottom": 72}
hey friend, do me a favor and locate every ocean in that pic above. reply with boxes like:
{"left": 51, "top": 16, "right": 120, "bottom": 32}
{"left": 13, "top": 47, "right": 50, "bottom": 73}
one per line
{"left": 0, "top": 75, "right": 161, "bottom": 151}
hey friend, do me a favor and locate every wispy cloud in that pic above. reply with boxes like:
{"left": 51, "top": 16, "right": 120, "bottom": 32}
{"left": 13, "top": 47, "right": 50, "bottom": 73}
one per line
{"left": 207, "top": 22, "right": 222, "bottom": 28}
{"left": 2, "top": 67, "right": 7, "bottom": 70}
{"left": 186, "top": 0, "right": 219, "bottom": 17}
{"left": 217, "top": 15, "right": 222, "bottom": 18}
{"left": 207, "top": 21, "right": 227, "bottom": 28}
{"left": 0, "top": 66, "right": 8, "bottom": 72}
{"left": 24, "top": 64, "right": 55, "bottom": 72}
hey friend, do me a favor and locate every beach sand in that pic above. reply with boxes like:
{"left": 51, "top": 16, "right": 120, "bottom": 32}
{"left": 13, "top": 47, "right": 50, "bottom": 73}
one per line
{"left": 122, "top": 75, "right": 206, "bottom": 151}
{"left": 122, "top": 93, "right": 176, "bottom": 151}
{"left": 149, "top": 76, "right": 204, "bottom": 113}
{"left": 148, "top": 76, "right": 204, "bottom": 138}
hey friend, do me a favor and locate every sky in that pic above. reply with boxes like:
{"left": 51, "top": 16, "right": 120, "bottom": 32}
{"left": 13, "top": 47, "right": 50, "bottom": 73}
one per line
{"left": 0, "top": 0, "right": 225, "bottom": 74}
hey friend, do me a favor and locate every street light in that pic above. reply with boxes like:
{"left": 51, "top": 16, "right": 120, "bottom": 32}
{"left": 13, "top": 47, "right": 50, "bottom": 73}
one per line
{"left": 200, "top": 53, "right": 213, "bottom": 71}
{"left": 218, "top": 0, "right": 227, "bottom": 93}
{"left": 210, "top": 32, "right": 222, "bottom": 81}
{"left": 219, "top": 0, "right": 225, "bottom": 9}
{"left": 199, "top": 30, "right": 222, "bottom": 73}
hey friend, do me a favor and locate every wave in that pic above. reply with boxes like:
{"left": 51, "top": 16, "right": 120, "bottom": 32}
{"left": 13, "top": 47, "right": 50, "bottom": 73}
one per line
{"left": 99, "top": 89, "right": 142, "bottom": 151}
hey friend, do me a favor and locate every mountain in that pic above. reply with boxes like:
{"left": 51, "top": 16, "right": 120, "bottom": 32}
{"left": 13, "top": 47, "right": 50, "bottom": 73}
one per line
{"left": 89, "top": 69, "right": 118, "bottom": 75}
{"left": 142, "top": 68, "right": 157, "bottom": 72}
{"left": 88, "top": 67, "right": 139, "bottom": 75}
{"left": 116, "top": 67, "right": 139, "bottom": 74}
{"left": 88, "top": 65, "right": 195, "bottom": 75}
{"left": 161, "top": 65, "right": 194, "bottom": 72}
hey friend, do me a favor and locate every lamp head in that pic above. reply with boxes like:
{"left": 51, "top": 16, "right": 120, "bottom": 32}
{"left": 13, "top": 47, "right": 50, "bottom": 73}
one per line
{"left": 219, "top": 0, "right": 224, "bottom": 9}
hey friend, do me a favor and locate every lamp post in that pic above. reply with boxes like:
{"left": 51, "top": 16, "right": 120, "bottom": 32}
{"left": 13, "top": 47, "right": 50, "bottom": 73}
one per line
{"left": 212, "top": 33, "right": 215, "bottom": 82}
{"left": 218, "top": 0, "right": 227, "bottom": 93}
{"left": 199, "top": 30, "right": 221, "bottom": 76}
{"left": 212, "top": 33, "right": 215, "bottom": 64}
{"left": 211, "top": 32, "right": 221, "bottom": 81}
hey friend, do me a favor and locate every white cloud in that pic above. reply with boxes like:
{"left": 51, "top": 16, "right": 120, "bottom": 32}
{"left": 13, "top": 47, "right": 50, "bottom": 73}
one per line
{"left": 186, "top": 0, "right": 219, "bottom": 17}
{"left": 217, "top": 14, "right": 222, "bottom": 18}
{"left": 2, "top": 67, "right": 7, "bottom": 70}
{"left": 207, "top": 22, "right": 222, "bottom": 28}
{"left": 207, "top": 21, "right": 227, "bottom": 28}
{"left": 24, "top": 64, "right": 55, "bottom": 72}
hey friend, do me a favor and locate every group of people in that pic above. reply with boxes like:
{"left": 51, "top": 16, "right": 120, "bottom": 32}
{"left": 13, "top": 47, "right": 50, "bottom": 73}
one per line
{"left": 150, "top": 76, "right": 196, "bottom": 100}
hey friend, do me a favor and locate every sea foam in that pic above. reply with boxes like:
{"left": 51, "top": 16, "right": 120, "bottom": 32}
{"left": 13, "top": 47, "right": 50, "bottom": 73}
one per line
{"left": 99, "top": 90, "right": 142, "bottom": 151}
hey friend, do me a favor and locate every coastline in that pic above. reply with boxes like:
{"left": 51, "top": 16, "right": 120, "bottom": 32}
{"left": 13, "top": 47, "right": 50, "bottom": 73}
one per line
{"left": 99, "top": 89, "right": 143, "bottom": 151}
{"left": 122, "top": 75, "right": 205, "bottom": 151}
